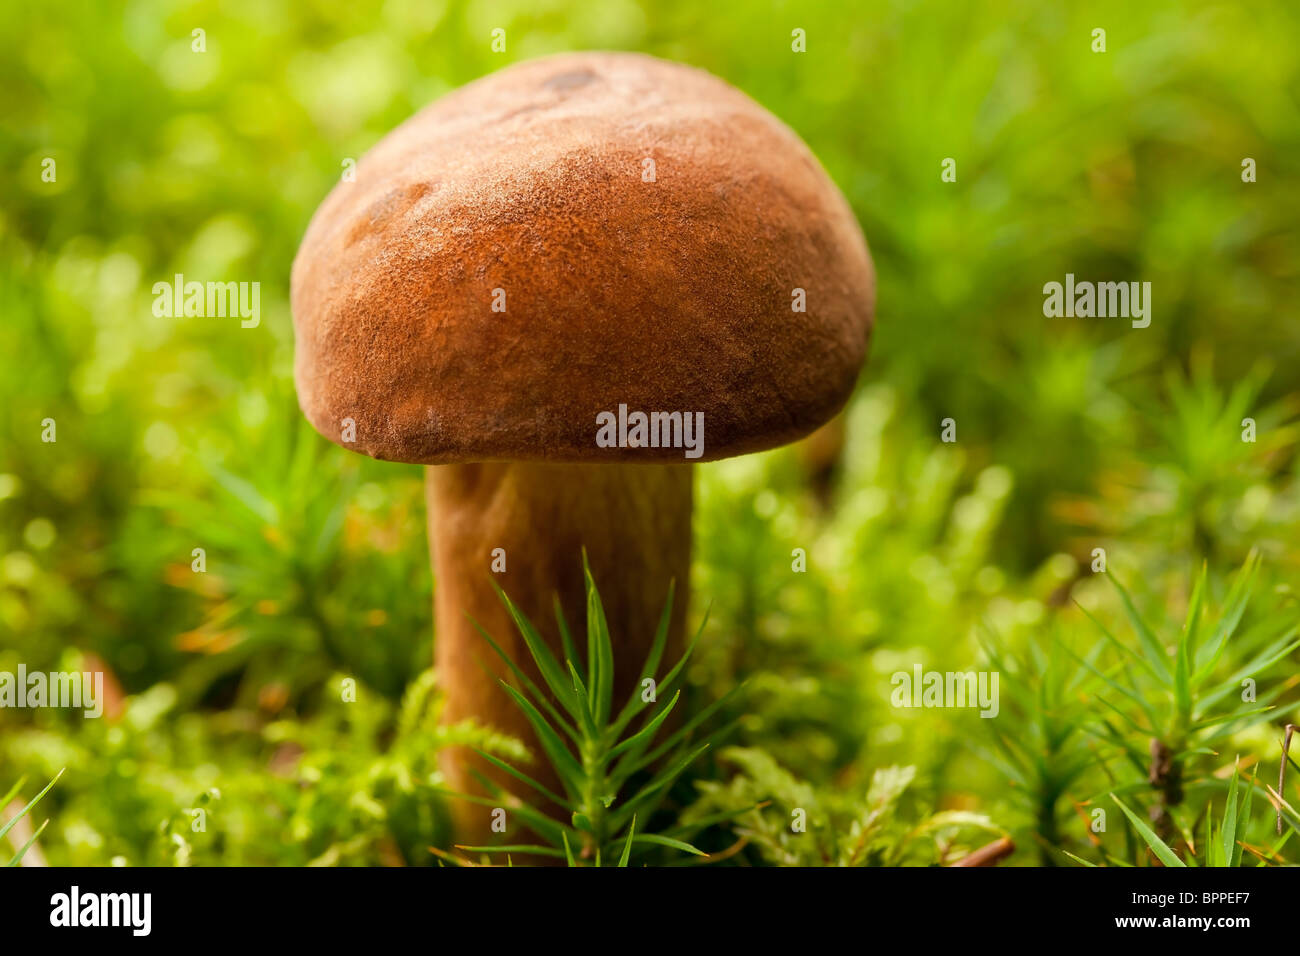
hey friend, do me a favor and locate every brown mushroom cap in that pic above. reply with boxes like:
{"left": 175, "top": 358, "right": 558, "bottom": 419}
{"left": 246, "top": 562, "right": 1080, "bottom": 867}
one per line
{"left": 292, "top": 51, "right": 875, "bottom": 464}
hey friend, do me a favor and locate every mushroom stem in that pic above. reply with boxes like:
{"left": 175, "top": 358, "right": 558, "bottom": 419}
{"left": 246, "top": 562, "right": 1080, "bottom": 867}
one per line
{"left": 427, "top": 461, "right": 692, "bottom": 839}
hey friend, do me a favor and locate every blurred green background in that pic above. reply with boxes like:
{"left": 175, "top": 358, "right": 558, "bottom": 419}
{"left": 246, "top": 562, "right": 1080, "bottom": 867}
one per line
{"left": 2, "top": 0, "right": 1299, "bottom": 866}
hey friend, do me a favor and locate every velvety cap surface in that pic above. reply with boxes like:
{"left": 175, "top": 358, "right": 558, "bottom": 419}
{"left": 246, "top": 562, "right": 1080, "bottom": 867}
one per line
{"left": 292, "top": 51, "right": 875, "bottom": 463}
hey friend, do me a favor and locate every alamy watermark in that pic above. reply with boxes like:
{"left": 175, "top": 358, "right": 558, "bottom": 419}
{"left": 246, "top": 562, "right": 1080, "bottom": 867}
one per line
{"left": 50, "top": 886, "right": 151, "bottom": 936}
{"left": 890, "top": 665, "right": 999, "bottom": 718}
{"left": 0, "top": 665, "right": 104, "bottom": 718}
{"left": 152, "top": 273, "right": 260, "bottom": 328}
{"left": 1043, "top": 273, "right": 1151, "bottom": 328}
{"left": 595, "top": 404, "right": 704, "bottom": 459}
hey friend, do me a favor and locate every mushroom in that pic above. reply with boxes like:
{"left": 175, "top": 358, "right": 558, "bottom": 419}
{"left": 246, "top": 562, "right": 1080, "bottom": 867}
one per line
{"left": 291, "top": 52, "right": 875, "bottom": 839}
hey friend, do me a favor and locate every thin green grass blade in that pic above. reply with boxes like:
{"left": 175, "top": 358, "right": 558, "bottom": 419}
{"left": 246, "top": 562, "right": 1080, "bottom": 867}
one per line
{"left": 1259, "top": 827, "right": 1293, "bottom": 866}
{"left": 1197, "top": 634, "right": 1300, "bottom": 713}
{"left": 0, "top": 777, "right": 26, "bottom": 811}
{"left": 618, "top": 816, "right": 636, "bottom": 867}
{"left": 1064, "top": 644, "right": 1159, "bottom": 732}
{"left": 606, "top": 690, "right": 680, "bottom": 762}
{"left": 1232, "top": 770, "right": 1254, "bottom": 867}
{"left": 498, "top": 683, "right": 584, "bottom": 795}
{"left": 1092, "top": 691, "right": 1155, "bottom": 736}
{"left": 626, "top": 834, "right": 706, "bottom": 857}
{"left": 1220, "top": 763, "right": 1240, "bottom": 868}
{"left": 1088, "top": 719, "right": 1149, "bottom": 778}
{"left": 1272, "top": 788, "right": 1300, "bottom": 838}
{"left": 610, "top": 580, "right": 676, "bottom": 737}
{"left": 0, "top": 769, "right": 63, "bottom": 846}
{"left": 608, "top": 743, "right": 710, "bottom": 832}
{"left": 633, "top": 689, "right": 744, "bottom": 774}
{"left": 6, "top": 818, "right": 48, "bottom": 867}
{"left": 640, "top": 581, "right": 675, "bottom": 684}
{"left": 471, "top": 748, "right": 575, "bottom": 811}
{"left": 1201, "top": 803, "right": 1213, "bottom": 867}
{"left": 1073, "top": 601, "right": 1161, "bottom": 681}
{"left": 665, "top": 803, "right": 766, "bottom": 844}
{"left": 1193, "top": 552, "right": 1260, "bottom": 681}
{"left": 1182, "top": 563, "right": 1207, "bottom": 664}
{"left": 582, "top": 553, "right": 615, "bottom": 725}
{"left": 493, "top": 583, "right": 580, "bottom": 720}
{"left": 455, "top": 844, "right": 567, "bottom": 858}
{"left": 553, "top": 595, "right": 580, "bottom": 671}
{"left": 1190, "top": 706, "right": 1274, "bottom": 732}
{"left": 1174, "top": 565, "right": 1207, "bottom": 728}
{"left": 616, "top": 717, "right": 740, "bottom": 797}
{"left": 645, "top": 606, "right": 710, "bottom": 706}
{"left": 1110, "top": 793, "right": 1185, "bottom": 867}
{"left": 565, "top": 661, "right": 599, "bottom": 739}
{"left": 434, "top": 785, "right": 574, "bottom": 848}
{"left": 1105, "top": 570, "right": 1172, "bottom": 682}
{"left": 470, "top": 617, "right": 580, "bottom": 742}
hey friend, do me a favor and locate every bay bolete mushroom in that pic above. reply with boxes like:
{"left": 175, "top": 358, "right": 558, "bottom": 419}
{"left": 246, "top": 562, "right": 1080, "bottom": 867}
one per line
{"left": 291, "top": 51, "right": 874, "bottom": 838}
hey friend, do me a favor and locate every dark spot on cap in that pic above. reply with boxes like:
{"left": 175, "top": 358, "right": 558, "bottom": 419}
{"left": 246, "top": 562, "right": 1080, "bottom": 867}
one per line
{"left": 348, "top": 181, "right": 435, "bottom": 246}
{"left": 544, "top": 68, "right": 597, "bottom": 93}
